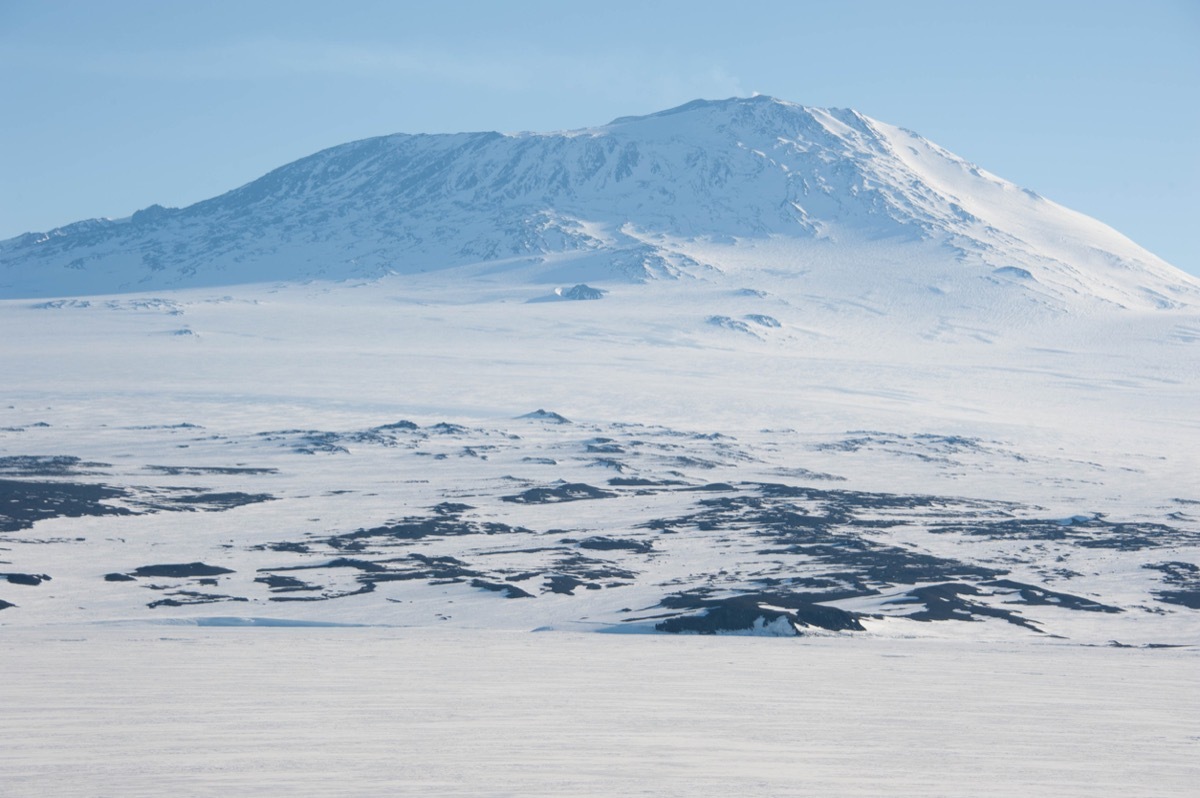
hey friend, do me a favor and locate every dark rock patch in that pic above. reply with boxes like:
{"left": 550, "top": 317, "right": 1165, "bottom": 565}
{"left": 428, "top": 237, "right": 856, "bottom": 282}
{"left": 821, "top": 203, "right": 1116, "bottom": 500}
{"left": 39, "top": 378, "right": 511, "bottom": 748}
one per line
{"left": 148, "top": 591, "right": 249, "bottom": 609}
{"left": 889, "top": 583, "right": 1042, "bottom": 631}
{"left": 2, "top": 572, "right": 50, "bottom": 586}
{"left": 104, "top": 572, "right": 136, "bottom": 582}
{"left": 559, "top": 284, "right": 606, "bottom": 300}
{"left": 428, "top": 422, "right": 469, "bottom": 435}
{"left": 320, "top": 510, "right": 527, "bottom": 551}
{"left": 257, "top": 429, "right": 349, "bottom": 455}
{"left": 932, "top": 515, "right": 1192, "bottom": 550}
{"left": 501, "top": 482, "right": 616, "bottom": 504}
{"left": 545, "top": 575, "right": 597, "bottom": 595}
{"left": 433, "top": 502, "right": 474, "bottom": 514}
{"left": 573, "top": 536, "right": 653, "bottom": 554}
{"left": 0, "top": 478, "right": 134, "bottom": 532}
{"left": 130, "top": 562, "right": 234, "bottom": 579}
{"left": 1154, "top": 590, "right": 1200, "bottom": 609}
{"left": 254, "top": 574, "right": 318, "bottom": 592}
{"left": 272, "top": 557, "right": 388, "bottom": 573}
{"left": 1144, "top": 561, "right": 1200, "bottom": 608}
{"left": 608, "top": 477, "right": 684, "bottom": 488}
{"left": 983, "top": 579, "right": 1122, "bottom": 613}
{"left": 270, "top": 582, "right": 377, "bottom": 602}
{"left": 471, "top": 579, "right": 533, "bottom": 599}
{"left": 553, "top": 553, "right": 637, "bottom": 582}
{"left": 263, "top": 541, "right": 310, "bottom": 553}
{"left": 144, "top": 465, "right": 278, "bottom": 476}
{"left": 158, "top": 491, "right": 275, "bottom": 511}
{"left": 518, "top": 409, "right": 572, "bottom": 424}
{"left": 374, "top": 420, "right": 419, "bottom": 431}
{"left": 0, "top": 456, "right": 111, "bottom": 477}
{"left": 655, "top": 592, "right": 862, "bottom": 635}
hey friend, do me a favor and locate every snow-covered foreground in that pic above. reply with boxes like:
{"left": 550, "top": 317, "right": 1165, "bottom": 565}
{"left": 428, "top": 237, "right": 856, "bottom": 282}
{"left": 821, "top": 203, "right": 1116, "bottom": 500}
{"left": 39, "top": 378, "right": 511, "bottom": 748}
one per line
{"left": 1, "top": 627, "right": 1195, "bottom": 796}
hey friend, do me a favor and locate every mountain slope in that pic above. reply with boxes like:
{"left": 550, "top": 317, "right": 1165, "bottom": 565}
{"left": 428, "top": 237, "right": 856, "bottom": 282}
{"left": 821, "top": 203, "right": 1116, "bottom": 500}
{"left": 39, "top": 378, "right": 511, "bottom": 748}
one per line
{"left": 2, "top": 96, "right": 1196, "bottom": 310}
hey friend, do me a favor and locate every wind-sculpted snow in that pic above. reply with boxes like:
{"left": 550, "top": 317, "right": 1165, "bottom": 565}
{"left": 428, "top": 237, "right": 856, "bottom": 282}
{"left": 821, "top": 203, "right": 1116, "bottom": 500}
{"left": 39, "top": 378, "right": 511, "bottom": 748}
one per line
{"left": 2, "top": 96, "right": 1196, "bottom": 311}
{"left": 1, "top": 413, "right": 1196, "bottom": 643}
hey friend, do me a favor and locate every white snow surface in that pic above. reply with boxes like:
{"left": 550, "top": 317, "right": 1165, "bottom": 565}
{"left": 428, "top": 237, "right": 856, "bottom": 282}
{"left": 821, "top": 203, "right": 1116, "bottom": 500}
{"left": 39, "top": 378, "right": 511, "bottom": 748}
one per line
{"left": 0, "top": 628, "right": 1195, "bottom": 796}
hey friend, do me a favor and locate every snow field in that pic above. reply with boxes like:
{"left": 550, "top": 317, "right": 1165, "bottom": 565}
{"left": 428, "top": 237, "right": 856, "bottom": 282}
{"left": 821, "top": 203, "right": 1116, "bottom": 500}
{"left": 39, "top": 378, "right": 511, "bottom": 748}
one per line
{"left": 0, "top": 627, "right": 1195, "bottom": 797}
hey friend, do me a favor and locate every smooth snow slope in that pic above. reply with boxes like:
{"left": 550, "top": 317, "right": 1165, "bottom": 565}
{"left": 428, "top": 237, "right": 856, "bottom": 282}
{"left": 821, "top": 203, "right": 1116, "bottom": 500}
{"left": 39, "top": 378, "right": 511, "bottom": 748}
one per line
{"left": 3, "top": 628, "right": 1196, "bottom": 797}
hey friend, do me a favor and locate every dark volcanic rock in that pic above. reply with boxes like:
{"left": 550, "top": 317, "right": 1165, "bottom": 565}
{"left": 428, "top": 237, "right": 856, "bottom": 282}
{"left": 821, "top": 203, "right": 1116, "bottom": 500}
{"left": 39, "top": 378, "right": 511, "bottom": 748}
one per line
{"left": 321, "top": 509, "right": 527, "bottom": 550}
{"left": 2, "top": 572, "right": 50, "bottom": 586}
{"left": 983, "top": 579, "right": 1122, "bottom": 613}
{"left": 145, "top": 465, "right": 278, "bottom": 476}
{"left": 0, "top": 455, "right": 110, "bottom": 477}
{"left": 1144, "top": 561, "right": 1200, "bottom": 608}
{"left": 254, "top": 574, "right": 318, "bottom": 592}
{"left": 545, "top": 575, "right": 596, "bottom": 595}
{"left": 161, "top": 491, "right": 275, "bottom": 511}
{"left": 933, "top": 515, "right": 1193, "bottom": 551}
{"left": 575, "top": 536, "right": 653, "bottom": 554}
{"left": 0, "top": 478, "right": 134, "bottom": 532}
{"left": 471, "top": 579, "right": 534, "bottom": 599}
{"left": 559, "top": 284, "right": 606, "bottom": 300}
{"left": 518, "top": 409, "right": 572, "bottom": 424}
{"left": 656, "top": 593, "right": 862, "bottom": 635}
{"left": 890, "top": 583, "right": 1042, "bottom": 631}
{"left": 148, "top": 591, "right": 249, "bottom": 609}
{"left": 501, "top": 482, "right": 616, "bottom": 504}
{"left": 130, "top": 562, "right": 235, "bottom": 579}
{"left": 374, "top": 420, "right": 419, "bottom": 431}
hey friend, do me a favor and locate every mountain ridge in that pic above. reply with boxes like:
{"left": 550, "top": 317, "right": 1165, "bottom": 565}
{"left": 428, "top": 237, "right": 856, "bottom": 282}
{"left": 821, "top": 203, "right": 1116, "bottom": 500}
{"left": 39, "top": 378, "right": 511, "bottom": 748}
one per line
{"left": 2, "top": 95, "right": 1196, "bottom": 309}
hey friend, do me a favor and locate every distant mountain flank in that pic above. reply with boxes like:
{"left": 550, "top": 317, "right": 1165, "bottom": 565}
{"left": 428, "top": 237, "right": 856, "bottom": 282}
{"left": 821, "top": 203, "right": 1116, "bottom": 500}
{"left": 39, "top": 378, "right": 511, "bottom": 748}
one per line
{"left": 2, "top": 95, "right": 1197, "bottom": 308}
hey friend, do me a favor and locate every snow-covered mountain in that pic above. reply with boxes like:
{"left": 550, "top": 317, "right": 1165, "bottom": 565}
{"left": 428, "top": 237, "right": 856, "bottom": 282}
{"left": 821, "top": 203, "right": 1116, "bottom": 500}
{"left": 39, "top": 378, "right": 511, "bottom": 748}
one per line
{"left": 2, "top": 97, "right": 1198, "bottom": 642}
{"left": 3, "top": 95, "right": 1196, "bottom": 311}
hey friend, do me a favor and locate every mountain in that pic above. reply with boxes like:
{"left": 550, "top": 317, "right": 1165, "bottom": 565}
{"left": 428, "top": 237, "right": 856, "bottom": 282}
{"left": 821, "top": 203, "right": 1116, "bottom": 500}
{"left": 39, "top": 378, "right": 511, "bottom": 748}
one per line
{"left": 2, "top": 95, "right": 1197, "bottom": 310}
{"left": 1, "top": 97, "right": 1198, "bottom": 643}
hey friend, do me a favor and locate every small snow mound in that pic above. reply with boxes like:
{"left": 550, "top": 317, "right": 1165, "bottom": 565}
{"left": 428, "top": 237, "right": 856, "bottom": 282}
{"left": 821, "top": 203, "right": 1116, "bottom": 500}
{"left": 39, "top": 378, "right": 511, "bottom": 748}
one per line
{"left": 518, "top": 409, "right": 572, "bottom": 424}
{"left": 744, "top": 314, "right": 781, "bottom": 328}
{"left": 706, "top": 315, "right": 754, "bottom": 334}
{"left": 993, "top": 266, "right": 1034, "bottom": 280}
{"left": 557, "top": 284, "right": 607, "bottom": 300}
{"left": 31, "top": 299, "right": 91, "bottom": 310}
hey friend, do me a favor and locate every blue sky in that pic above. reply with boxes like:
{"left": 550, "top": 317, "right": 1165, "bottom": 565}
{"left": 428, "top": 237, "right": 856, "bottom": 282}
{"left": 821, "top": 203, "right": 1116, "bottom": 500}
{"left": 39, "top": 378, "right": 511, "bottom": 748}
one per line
{"left": 2, "top": 0, "right": 1198, "bottom": 274}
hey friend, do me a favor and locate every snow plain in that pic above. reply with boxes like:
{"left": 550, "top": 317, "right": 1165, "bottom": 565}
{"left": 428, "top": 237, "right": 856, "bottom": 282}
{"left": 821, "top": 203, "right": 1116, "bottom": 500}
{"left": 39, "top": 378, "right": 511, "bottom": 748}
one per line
{"left": 1, "top": 627, "right": 1196, "bottom": 797}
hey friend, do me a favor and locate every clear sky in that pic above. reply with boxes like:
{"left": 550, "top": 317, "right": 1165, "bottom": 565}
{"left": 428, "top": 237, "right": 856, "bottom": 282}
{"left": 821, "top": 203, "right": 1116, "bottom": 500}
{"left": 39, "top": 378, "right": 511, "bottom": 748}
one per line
{"left": 2, "top": 0, "right": 1198, "bottom": 274}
